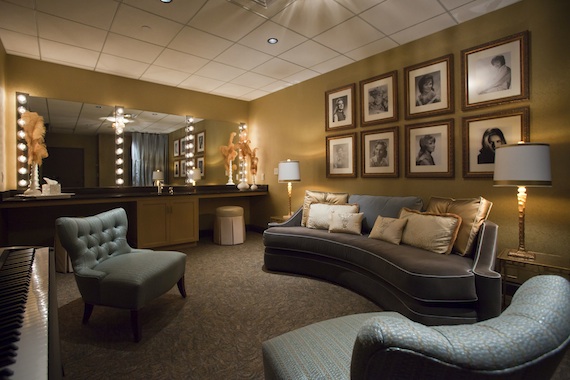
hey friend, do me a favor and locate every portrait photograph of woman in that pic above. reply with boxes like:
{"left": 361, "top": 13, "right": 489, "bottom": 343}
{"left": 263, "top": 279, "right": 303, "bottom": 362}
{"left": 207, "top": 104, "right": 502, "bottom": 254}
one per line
{"left": 361, "top": 127, "right": 399, "bottom": 178}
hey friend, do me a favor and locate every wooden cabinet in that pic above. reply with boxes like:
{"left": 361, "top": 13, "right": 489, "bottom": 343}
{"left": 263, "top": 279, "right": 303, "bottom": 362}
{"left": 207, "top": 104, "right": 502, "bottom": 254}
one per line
{"left": 136, "top": 196, "right": 198, "bottom": 248}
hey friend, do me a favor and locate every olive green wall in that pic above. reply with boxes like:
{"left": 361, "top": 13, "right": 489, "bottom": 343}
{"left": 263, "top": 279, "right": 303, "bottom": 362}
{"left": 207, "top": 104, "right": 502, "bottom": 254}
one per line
{"left": 249, "top": 0, "right": 570, "bottom": 257}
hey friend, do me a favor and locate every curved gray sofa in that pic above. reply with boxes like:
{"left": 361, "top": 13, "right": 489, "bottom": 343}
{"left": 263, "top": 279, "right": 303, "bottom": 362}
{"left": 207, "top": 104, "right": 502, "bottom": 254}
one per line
{"left": 263, "top": 195, "right": 501, "bottom": 325}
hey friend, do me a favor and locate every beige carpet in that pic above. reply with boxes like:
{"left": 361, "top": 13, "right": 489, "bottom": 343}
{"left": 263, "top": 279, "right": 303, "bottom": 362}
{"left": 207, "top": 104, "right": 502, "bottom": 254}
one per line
{"left": 56, "top": 231, "right": 569, "bottom": 379}
{"left": 56, "top": 232, "right": 382, "bottom": 379}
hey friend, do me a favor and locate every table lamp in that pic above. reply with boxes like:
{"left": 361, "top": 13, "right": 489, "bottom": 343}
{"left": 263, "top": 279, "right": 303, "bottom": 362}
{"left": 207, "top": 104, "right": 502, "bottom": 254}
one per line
{"left": 493, "top": 142, "right": 551, "bottom": 260}
{"left": 152, "top": 170, "right": 164, "bottom": 194}
{"left": 278, "top": 159, "right": 301, "bottom": 218}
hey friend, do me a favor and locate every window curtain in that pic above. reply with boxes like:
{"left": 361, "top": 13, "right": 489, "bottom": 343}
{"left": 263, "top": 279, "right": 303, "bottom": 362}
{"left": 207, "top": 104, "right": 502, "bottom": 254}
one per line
{"left": 131, "top": 132, "right": 168, "bottom": 186}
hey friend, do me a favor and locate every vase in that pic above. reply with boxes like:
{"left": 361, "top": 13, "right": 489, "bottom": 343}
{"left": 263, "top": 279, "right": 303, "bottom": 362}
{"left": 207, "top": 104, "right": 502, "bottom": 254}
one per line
{"left": 24, "top": 163, "right": 42, "bottom": 196}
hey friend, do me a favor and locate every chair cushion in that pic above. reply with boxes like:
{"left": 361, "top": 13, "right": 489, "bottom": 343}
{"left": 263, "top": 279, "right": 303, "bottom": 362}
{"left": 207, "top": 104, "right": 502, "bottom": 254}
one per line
{"left": 94, "top": 249, "right": 186, "bottom": 310}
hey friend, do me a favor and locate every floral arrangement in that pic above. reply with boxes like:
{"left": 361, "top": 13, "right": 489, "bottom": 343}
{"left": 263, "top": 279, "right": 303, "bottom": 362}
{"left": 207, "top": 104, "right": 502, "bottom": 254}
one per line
{"left": 21, "top": 111, "right": 48, "bottom": 165}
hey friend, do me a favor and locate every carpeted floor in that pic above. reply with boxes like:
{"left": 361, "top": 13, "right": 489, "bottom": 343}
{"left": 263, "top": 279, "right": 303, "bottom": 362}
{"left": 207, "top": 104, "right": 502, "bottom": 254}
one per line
{"left": 56, "top": 231, "right": 570, "bottom": 380}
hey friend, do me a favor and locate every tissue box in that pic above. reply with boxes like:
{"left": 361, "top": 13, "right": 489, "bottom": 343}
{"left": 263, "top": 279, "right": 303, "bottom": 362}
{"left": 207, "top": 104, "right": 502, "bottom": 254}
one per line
{"left": 42, "top": 183, "right": 61, "bottom": 195}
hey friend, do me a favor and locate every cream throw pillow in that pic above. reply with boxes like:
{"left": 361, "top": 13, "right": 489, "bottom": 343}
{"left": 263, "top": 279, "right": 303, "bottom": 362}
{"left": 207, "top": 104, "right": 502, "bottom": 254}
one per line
{"left": 368, "top": 216, "right": 408, "bottom": 245}
{"left": 301, "top": 190, "right": 349, "bottom": 227}
{"left": 426, "top": 196, "right": 493, "bottom": 256}
{"left": 329, "top": 212, "right": 364, "bottom": 235}
{"left": 399, "top": 208, "right": 462, "bottom": 255}
{"left": 306, "top": 203, "right": 359, "bottom": 230}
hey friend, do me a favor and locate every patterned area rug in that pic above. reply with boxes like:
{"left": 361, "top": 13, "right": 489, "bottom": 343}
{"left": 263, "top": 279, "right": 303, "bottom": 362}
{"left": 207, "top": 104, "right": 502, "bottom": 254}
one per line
{"left": 56, "top": 232, "right": 382, "bottom": 379}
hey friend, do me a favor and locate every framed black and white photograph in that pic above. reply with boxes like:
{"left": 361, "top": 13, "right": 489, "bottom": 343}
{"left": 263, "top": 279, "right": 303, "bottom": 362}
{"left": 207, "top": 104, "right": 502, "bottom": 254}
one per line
{"left": 197, "top": 156, "right": 205, "bottom": 176}
{"left": 179, "top": 138, "right": 186, "bottom": 155}
{"left": 197, "top": 131, "right": 206, "bottom": 154}
{"left": 361, "top": 127, "right": 399, "bottom": 178}
{"left": 174, "top": 160, "right": 180, "bottom": 177}
{"left": 325, "top": 84, "right": 355, "bottom": 131}
{"left": 405, "top": 119, "right": 454, "bottom": 178}
{"left": 326, "top": 133, "right": 356, "bottom": 178}
{"left": 173, "top": 139, "right": 180, "bottom": 157}
{"left": 360, "top": 71, "right": 398, "bottom": 126}
{"left": 405, "top": 54, "right": 454, "bottom": 119}
{"left": 462, "top": 107, "right": 529, "bottom": 178}
{"left": 462, "top": 31, "right": 529, "bottom": 110}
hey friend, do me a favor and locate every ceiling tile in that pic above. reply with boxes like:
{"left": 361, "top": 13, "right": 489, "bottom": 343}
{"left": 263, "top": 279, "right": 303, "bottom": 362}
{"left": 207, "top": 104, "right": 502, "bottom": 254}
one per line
{"left": 252, "top": 57, "right": 305, "bottom": 80}
{"left": 96, "top": 54, "right": 150, "bottom": 79}
{"left": 260, "top": 80, "right": 292, "bottom": 93}
{"left": 360, "top": 0, "right": 446, "bottom": 35}
{"left": 231, "top": 72, "right": 276, "bottom": 88}
{"left": 0, "top": 2, "right": 37, "bottom": 35}
{"left": 450, "top": 0, "right": 521, "bottom": 23}
{"left": 282, "top": 69, "right": 321, "bottom": 84}
{"left": 154, "top": 49, "right": 209, "bottom": 74}
{"left": 122, "top": 0, "right": 208, "bottom": 24}
{"left": 110, "top": 4, "right": 183, "bottom": 46}
{"left": 188, "top": 0, "right": 266, "bottom": 42}
{"left": 37, "top": 13, "right": 107, "bottom": 51}
{"left": 333, "top": 0, "right": 387, "bottom": 13}
{"left": 103, "top": 33, "right": 164, "bottom": 64}
{"left": 344, "top": 37, "right": 398, "bottom": 61}
{"left": 140, "top": 65, "right": 190, "bottom": 87}
{"left": 39, "top": 39, "right": 99, "bottom": 70}
{"left": 238, "top": 21, "right": 307, "bottom": 55}
{"left": 271, "top": 0, "right": 353, "bottom": 38}
{"left": 239, "top": 89, "right": 270, "bottom": 101}
{"left": 195, "top": 61, "right": 246, "bottom": 82}
{"left": 0, "top": 29, "right": 40, "bottom": 58}
{"left": 313, "top": 16, "right": 385, "bottom": 54}
{"left": 311, "top": 55, "right": 355, "bottom": 74}
{"left": 439, "top": 0, "right": 473, "bottom": 9}
{"left": 214, "top": 44, "right": 273, "bottom": 71}
{"left": 36, "top": 0, "right": 118, "bottom": 30}
{"left": 211, "top": 83, "right": 254, "bottom": 98}
{"left": 391, "top": 13, "right": 457, "bottom": 46}
{"left": 168, "top": 26, "right": 233, "bottom": 60}
{"left": 279, "top": 40, "right": 339, "bottom": 67}
{"left": 178, "top": 75, "right": 225, "bottom": 92}
{"left": 228, "top": 0, "right": 296, "bottom": 18}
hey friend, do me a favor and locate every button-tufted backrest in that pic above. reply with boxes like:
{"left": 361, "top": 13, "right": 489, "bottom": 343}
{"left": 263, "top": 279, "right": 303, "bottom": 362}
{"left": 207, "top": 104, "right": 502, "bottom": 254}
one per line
{"left": 56, "top": 208, "right": 133, "bottom": 273}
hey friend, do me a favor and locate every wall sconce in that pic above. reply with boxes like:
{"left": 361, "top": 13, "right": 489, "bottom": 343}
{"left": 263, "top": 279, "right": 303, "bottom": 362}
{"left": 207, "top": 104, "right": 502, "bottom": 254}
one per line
{"left": 278, "top": 159, "right": 301, "bottom": 218}
{"left": 114, "top": 106, "right": 125, "bottom": 186}
{"left": 16, "top": 92, "right": 29, "bottom": 189}
{"left": 493, "top": 142, "right": 552, "bottom": 260}
{"left": 184, "top": 116, "right": 196, "bottom": 185}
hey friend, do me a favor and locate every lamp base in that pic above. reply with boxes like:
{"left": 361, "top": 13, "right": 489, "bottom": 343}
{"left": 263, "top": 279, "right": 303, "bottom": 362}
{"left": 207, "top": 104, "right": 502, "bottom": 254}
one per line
{"left": 506, "top": 249, "right": 537, "bottom": 260}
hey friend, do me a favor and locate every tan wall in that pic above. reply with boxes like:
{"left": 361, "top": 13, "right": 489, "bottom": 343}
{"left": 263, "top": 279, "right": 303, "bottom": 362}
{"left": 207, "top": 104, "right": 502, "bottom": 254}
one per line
{"left": 249, "top": 0, "right": 570, "bottom": 257}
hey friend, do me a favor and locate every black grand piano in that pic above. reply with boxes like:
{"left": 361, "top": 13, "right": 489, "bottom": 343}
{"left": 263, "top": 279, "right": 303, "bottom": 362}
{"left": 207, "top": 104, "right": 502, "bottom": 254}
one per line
{"left": 0, "top": 247, "right": 62, "bottom": 379}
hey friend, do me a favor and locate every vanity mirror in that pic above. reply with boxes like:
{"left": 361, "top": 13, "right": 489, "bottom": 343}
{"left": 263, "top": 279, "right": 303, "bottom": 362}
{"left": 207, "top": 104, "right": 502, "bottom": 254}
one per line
{"left": 17, "top": 94, "right": 205, "bottom": 189}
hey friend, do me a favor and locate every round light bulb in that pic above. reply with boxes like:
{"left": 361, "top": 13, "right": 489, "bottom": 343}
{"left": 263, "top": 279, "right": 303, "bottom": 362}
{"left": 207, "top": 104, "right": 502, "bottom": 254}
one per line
{"left": 116, "top": 158, "right": 124, "bottom": 165}
{"left": 18, "top": 179, "right": 28, "bottom": 187}
{"left": 116, "top": 148, "right": 123, "bottom": 155}
{"left": 17, "top": 130, "right": 26, "bottom": 139}
{"left": 116, "top": 178, "right": 124, "bottom": 185}
{"left": 116, "top": 168, "right": 124, "bottom": 175}
{"left": 17, "top": 106, "right": 26, "bottom": 114}
{"left": 116, "top": 137, "right": 124, "bottom": 144}
{"left": 18, "top": 167, "right": 28, "bottom": 175}
{"left": 17, "top": 143, "right": 27, "bottom": 151}
{"left": 17, "top": 94, "right": 27, "bottom": 104}
{"left": 17, "top": 119, "right": 25, "bottom": 127}
{"left": 18, "top": 155, "right": 27, "bottom": 163}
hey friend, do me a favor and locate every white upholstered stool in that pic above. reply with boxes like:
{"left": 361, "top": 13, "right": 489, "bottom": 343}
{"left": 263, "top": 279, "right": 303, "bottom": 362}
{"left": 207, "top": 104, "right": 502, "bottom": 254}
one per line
{"left": 214, "top": 206, "right": 245, "bottom": 245}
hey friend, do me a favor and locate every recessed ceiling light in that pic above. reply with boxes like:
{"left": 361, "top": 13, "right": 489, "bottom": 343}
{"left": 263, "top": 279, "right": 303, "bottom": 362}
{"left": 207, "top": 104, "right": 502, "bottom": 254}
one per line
{"left": 161, "top": 0, "right": 172, "bottom": 3}
{"left": 267, "top": 37, "right": 278, "bottom": 44}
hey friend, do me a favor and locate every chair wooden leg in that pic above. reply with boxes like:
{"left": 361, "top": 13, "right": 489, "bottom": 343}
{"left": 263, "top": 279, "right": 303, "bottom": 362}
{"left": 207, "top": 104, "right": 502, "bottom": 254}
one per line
{"left": 82, "top": 303, "right": 94, "bottom": 324}
{"left": 177, "top": 276, "right": 187, "bottom": 298}
{"left": 131, "top": 310, "right": 141, "bottom": 342}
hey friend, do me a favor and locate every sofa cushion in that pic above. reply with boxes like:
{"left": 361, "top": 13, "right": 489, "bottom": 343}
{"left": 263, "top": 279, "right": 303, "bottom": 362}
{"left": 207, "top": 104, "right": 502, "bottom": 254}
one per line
{"left": 399, "top": 208, "right": 462, "bottom": 255}
{"left": 348, "top": 194, "right": 423, "bottom": 234}
{"left": 263, "top": 226, "right": 477, "bottom": 302}
{"left": 426, "top": 196, "right": 493, "bottom": 256}
{"left": 369, "top": 216, "right": 407, "bottom": 244}
{"left": 329, "top": 212, "right": 364, "bottom": 235}
{"left": 301, "top": 190, "right": 349, "bottom": 227}
{"left": 307, "top": 203, "right": 359, "bottom": 230}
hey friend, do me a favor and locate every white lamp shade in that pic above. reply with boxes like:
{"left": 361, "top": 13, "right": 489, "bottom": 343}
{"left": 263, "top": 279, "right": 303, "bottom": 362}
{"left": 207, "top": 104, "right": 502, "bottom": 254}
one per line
{"left": 493, "top": 143, "right": 551, "bottom": 187}
{"left": 152, "top": 170, "right": 164, "bottom": 181}
{"left": 278, "top": 160, "right": 301, "bottom": 182}
{"left": 191, "top": 170, "right": 201, "bottom": 180}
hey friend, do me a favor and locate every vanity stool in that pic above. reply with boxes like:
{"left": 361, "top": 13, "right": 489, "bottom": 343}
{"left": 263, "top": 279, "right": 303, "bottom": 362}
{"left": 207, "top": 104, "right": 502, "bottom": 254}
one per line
{"left": 214, "top": 206, "right": 245, "bottom": 245}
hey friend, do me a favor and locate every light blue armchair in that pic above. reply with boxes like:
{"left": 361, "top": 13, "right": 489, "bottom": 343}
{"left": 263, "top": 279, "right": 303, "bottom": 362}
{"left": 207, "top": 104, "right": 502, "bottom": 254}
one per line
{"left": 263, "top": 275, "right": 570, "bottom": 379}
{"left": 56, "top": 208, "right": 187, "bottom": 342}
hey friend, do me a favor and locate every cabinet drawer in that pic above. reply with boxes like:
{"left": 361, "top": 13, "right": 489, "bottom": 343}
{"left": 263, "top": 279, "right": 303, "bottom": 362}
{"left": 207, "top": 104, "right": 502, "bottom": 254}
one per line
{"left": 504, "top": 263, "right": 569, "bottom": 285}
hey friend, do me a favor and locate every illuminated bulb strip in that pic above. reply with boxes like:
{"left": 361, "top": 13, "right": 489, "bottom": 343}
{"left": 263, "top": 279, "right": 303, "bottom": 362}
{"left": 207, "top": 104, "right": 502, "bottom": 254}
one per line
{"left": 238, "top": 123, "right": 247, "bottom": 183}
{"left": 114, "top": 106, "right": 125, "bottom": 186}
{"left": 16, "top": 92, "right": 29, "bottom": 189}
{"left": 185, "top": 116, "right": 196, "bottom": 185}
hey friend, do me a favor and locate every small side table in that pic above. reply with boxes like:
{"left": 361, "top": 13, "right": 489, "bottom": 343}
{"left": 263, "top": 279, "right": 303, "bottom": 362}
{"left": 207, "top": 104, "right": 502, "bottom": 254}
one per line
{"left": 496, "top": 249, "right": 570, "bottom": 306}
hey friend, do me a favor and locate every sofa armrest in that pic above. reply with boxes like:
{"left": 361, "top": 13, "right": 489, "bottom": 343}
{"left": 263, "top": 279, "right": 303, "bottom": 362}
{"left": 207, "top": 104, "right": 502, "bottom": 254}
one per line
{"left": 471, "top": 220, "right": 502, "bottom": 321}
{"left": 267, "top": 207, "right": 303, "bottom": 228}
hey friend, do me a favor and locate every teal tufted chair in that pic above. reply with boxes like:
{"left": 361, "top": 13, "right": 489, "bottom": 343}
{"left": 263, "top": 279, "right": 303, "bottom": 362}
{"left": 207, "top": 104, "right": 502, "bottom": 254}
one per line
{"left": 263, "top": 275, "right": 570, "bottom": 379}
{"left": 56, "top": 208, "right": 187, "bottom": 342}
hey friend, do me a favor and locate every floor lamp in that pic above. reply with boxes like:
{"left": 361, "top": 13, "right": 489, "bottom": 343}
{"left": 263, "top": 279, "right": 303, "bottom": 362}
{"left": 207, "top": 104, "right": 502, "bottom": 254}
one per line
{"left": 493, "top": 143, "right": 551, "bottom": 260}
{"left": 278, "top": 159, "right": 301, "bottom": 219}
